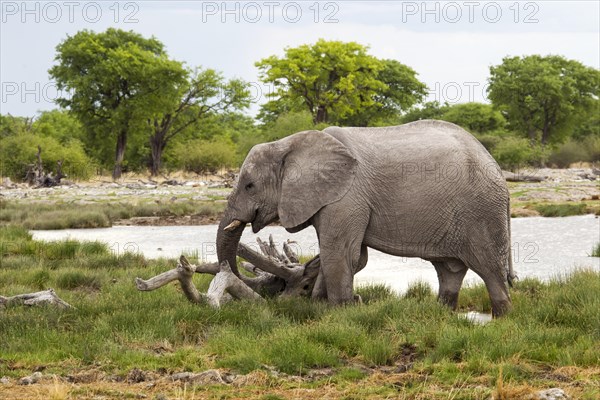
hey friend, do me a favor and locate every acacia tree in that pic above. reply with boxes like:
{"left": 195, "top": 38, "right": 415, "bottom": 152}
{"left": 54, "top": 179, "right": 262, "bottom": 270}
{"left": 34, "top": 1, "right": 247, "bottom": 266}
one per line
{"left": 50, "top": 28, "right": 186, "bottom": 179}
{"left": 256, "top": 39, "right": 426, "bottom": 126}
{"left": 147, "top": 69, "right": 250, "bottom": 176}
{"left": 488, "top": 55, "right": 599, "bottom": 145}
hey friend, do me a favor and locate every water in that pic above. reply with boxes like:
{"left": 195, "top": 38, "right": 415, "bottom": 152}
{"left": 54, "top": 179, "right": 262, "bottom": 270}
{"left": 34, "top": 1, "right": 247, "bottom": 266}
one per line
{"left": 31, "top": 215, "right": 599, "bottom": 294}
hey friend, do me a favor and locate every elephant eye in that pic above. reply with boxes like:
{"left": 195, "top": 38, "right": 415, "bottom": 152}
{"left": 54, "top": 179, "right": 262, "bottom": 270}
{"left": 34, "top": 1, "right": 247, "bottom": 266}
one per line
{"left": 245, "top": 182, "right": 254, "bottom": 191}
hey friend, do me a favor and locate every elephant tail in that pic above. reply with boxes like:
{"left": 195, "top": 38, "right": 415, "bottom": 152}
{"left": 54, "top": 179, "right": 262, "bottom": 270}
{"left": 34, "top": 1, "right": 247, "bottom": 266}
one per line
{"left": 507, "top": 202, "right": 517, "bottom": 287}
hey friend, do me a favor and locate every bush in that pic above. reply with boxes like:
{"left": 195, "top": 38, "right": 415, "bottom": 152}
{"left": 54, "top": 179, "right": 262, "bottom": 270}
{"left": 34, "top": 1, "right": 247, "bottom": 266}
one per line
{"left": 548, "top": 139, "right": 591, "bottom": 167}
{"left": 491, "top": 136, "right": 534, "bottom": 170}
{"left": 474, "top": 134, "right": 502, "bottom": 153}
{"left": 583, "top": 135, "right": 600, "bottom": 163}
{"left": 262, "top": 111, "right": 316, "bottom": 142}
{"left": 440, "top": 102, "right": 506, "bottom": 134}
{"left": 0, "top": 133, "right": 93, "bottom": 180}
{"left": 173, "top": 138, "right": 237, "bottom": 174}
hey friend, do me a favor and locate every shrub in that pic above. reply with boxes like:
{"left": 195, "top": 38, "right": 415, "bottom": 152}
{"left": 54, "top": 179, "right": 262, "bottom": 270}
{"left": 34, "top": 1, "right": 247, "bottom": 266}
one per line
{"left": 548, "top": 139, "right": 591, "bottom": 167}
{"left": 491, "top": 136, "right": 534, "bottom": 170}
{"left": 440, "top": 102, "right": 506, "bottom": 134}
{"left": 0, "top": 133, "right": 93, "bottom": 180}
{"left": 262, "top": 111, "right": 316, "bottom": 142}
{"left": 583, "top": 135, "right": 600, "bottom": 163}
{"left": 174, "top": 138, "right": 237, "bottom": 175}
{"left": 474, "top": 133, "right": 502, "bottom": 153}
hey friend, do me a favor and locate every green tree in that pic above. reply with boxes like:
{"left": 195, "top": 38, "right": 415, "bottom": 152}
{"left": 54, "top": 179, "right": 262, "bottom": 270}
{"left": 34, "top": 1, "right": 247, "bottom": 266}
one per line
{"left": 256, "top": 39, "right": 426, "bottom": 126}
{"left": 0, "top": 114, "right": 33, "bottom": 138}
{"left": 147, "top": 68, "right": 250, "bottom": 176}
{"left": 33, "top": 110, "right": 85, "bottom": 144}
{"left": 401, "top": 101, "right": 450, "bottom": 123}
{"left": 337, "top": 59, "right": 427, "bottom": 126}
{"left": 49, "top": 28, "right": 186, "bottom": 179}
{"left": 440, "top": 102, "right": 506, "bottom": 134}
{"left": 488, "top": 55, "right": 599, "bottom": 145}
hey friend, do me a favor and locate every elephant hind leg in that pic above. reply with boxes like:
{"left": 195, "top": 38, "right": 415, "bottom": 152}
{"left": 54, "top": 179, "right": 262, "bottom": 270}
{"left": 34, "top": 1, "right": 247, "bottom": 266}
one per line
{"left": 482, "top": 271, "right": 512, "bottom": 318}
{"left": 465, "top": 257, "right": 512, "bottom": 317}
{"left": 432, "top": 260, "right": 468, "bottom": 310}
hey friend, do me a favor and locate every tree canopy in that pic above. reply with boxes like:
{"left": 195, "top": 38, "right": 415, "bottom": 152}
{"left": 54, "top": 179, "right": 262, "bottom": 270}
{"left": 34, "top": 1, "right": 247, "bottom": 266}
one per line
{"left": 487, "top": 55, "right": 599, "bottom": 145}
{"left": 256, "top": 39, "right": 426, "bottom": 126}
{"left": 49, "top": 28, "right": 187, "bottom": 178}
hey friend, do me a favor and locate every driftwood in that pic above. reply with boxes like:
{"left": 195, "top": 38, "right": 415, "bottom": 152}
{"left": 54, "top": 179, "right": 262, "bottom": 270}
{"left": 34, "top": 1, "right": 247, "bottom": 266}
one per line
{"left": 135, "top": 235, "right": 321, "bottom": 307}
{"left": 24, "top": 146, "right": 65, "bottom": 187}
{"left": 0, "top": 289, "right": 73, "bottom": 309}
{"left": 503, "top": 170, "right": 545, "bottom": 183}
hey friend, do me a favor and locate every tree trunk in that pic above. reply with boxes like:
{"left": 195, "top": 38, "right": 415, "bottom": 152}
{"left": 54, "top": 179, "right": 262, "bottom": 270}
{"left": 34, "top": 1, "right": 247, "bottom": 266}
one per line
{"left": 315, "top": 105, "right": 328, "bottom": 124}
{"left": 113, "top": 130, "right": 127, "bottom": 180}
{"left": 149, "top": 135, "right": 165, "bottom": 177}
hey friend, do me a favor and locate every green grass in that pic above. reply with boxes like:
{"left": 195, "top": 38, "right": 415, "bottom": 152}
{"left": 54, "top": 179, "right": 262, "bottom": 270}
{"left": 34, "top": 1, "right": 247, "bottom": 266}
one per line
{"left": 1, "top": 225, "right": 599, "bottom": 398}
{"left": 533, "top": 202, "right": 590, "bottom": 217}
{"left": 0, "top": 198, "right": 225, "bottom": 229}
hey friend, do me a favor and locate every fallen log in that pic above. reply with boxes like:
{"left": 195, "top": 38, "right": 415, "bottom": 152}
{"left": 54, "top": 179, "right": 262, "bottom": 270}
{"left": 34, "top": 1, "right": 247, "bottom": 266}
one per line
{"left": 135, "top": 235, "right": 321, "bottom": 307}
{"left": 503, "top": 170, "right": 545, "bottom": 183}
{"left": 0, "top": 289, "right": 73, "bottom": 309}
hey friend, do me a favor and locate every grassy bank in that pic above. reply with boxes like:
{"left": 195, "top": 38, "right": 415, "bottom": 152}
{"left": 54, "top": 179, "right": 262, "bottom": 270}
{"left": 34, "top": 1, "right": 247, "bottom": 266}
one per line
{"left": 510, "top": 201, "right": 600, "bottom": 218}
{"left": 0, "top": 199, "right": 225, "bottom": 229}
{"left": 1, "top": 226, "right": 599, "bottom": 399}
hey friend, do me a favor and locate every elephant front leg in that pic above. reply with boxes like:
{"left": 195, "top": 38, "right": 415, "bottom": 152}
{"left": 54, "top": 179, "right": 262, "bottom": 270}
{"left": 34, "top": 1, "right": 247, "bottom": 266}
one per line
{"left": 312, "top": 244, "right": 368, "bottom": 302}
{"left": 319, "top": 249, "right": 355, "bottom": 305}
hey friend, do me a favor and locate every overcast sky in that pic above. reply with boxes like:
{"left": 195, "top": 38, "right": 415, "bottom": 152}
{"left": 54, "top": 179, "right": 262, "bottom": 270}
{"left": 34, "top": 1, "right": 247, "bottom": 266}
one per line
{"left": 1, "top": 1, "right": 599, "bottom": 117}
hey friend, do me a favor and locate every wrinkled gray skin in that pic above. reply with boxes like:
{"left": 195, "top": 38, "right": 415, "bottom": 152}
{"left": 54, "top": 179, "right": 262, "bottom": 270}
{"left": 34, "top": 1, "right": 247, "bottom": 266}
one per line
{"left": 217, "top": 120, "right": 514, "bottom": 317}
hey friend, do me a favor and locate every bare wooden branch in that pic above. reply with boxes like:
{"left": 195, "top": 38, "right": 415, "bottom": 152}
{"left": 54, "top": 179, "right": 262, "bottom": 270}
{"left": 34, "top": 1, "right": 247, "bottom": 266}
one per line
{"left": 136, "top": 237, "right": 322, "bottom": 307}
{"left": 503, "top": 171, "right": 545, "bottom": 182}
{"left": 177, "top": 256, "right": 206, "bottom": 304}
{"left": 206, "top": 261, "right": 264, "bottom": 308}
{"left": 135, "top": 261, "right": 220, "bottom": 291}
{"left": 24, "top": 146, "right": 66, "bottom": 187}
{"left": 0, "top": 289, "right": 72, "bottom": 309}
{"left": 283, "top": 240, "right": 300, "bottom": 264}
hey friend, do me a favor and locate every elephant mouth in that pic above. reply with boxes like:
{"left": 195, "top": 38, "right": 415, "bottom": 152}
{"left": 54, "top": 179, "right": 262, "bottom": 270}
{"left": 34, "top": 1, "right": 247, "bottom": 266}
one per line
{"left": 252, "top": 211, "right": 279, "bottom": 233}
{"left": 225, "top": 210, "right": 276, "bottom": 235}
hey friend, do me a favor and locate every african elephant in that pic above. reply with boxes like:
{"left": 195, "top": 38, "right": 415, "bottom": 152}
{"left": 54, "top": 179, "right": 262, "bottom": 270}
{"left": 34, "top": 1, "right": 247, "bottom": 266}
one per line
{"left": 216, "top": 120, "right": 515, "bottom": 317}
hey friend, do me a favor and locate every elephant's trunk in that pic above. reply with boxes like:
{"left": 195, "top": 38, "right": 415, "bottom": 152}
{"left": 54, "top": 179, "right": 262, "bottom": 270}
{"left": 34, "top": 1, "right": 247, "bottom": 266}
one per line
{"left": 216, "top": 210, "right": 245, "bottom": 277}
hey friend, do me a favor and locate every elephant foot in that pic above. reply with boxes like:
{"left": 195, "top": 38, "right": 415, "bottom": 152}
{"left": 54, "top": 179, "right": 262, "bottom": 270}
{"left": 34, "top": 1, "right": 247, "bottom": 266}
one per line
{"left": 491, "top": 298, "right": 512, "bottom": 318}
{"left": 437, "top": 291, "right": 459, "bottom": 310}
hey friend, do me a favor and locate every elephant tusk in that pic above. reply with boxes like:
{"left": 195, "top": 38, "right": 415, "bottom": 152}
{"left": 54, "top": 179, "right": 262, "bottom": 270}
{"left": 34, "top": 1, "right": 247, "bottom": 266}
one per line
{"left": 224, "top": 219, "right": 244, "bottom": 232}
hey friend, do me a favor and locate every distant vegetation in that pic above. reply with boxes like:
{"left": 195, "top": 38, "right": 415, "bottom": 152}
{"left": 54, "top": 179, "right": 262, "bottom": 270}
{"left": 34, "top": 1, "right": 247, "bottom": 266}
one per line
{"left": 0, "top": 199, "right": 225, "bottom": 230}
{"left": 1, "top": 30, "right": 598, "bottom": 181}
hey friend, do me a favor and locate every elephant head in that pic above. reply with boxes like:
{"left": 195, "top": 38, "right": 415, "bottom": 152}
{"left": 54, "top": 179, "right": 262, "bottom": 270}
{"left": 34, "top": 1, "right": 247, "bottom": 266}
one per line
{"left": 216, "top": 130, "right": 358, "bottom": 275}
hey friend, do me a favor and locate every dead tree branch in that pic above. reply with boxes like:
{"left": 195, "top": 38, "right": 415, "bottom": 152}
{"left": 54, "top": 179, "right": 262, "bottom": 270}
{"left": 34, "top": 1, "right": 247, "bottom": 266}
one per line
{"left": 0, "top": 289, "right": 73, "bottom": 309}
{"left": 135, "top": 236, "right": 321, "bottom": 307}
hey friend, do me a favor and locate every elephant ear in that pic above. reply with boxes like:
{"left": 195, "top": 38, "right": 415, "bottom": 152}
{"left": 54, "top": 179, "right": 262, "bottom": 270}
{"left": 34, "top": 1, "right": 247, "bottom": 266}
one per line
{"left": 277, "top": 130, "right": 357, "bottom": 229}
